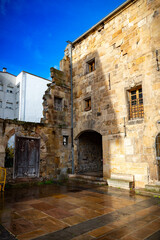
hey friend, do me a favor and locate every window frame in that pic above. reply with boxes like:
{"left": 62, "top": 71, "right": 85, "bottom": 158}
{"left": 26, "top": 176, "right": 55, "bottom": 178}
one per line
{"left": 63, "top": 135, "right": 68, "bottom": 146}
{"left": 6, "top": 102, "right": 13, "bottom": 110}
{"left": 6, "top": 85, "right": 13, "bottom": 94}
{"left": 87, "top": 58, "right": 95, "bottom": 73}
{"left": 128, "top": 86, "right": 144, "bottom": 120}
{"left": 84, "top": 97, "right": 91, "bottom": 111}
{"left": 54, "top": 96, "right": 63, "bottom": 111}
{"left": 0, "top": 83, "right": 3, "bottom": 91}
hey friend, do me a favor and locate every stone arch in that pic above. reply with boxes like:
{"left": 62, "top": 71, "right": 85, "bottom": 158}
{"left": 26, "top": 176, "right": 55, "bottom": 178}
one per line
{"left": 75, "top": 129, "right": 103, "bottom": 176}
{"left": 4, "top": 127, "right": 15, "bottom": 149}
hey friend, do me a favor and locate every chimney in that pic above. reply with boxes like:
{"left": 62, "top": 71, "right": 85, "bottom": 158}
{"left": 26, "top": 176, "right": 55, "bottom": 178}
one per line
{"left": 3, "top": 67, "right": 7, "bottom": 72}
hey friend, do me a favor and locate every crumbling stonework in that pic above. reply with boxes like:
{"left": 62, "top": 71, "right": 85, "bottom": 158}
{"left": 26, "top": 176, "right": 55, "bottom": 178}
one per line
{"left": 42, "top": 63, "right": 71, "bottom": 176}
{"left": 0, "top": 58, "right": 71, "bottom": 182}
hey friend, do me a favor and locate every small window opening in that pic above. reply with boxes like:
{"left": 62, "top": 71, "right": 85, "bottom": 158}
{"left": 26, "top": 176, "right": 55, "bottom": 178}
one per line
{"left": 54, "top": 97, "right": 62, "bottom": 111}
{"left": 16, "top": 101, "right": 19, "bottom": 109}
{"left": 63, "top": 136, "right": 68, "bottom": 146}
{"left": 84, "top": 97, "right": 91, "bottom": 111}
{"left": 87, "top": 59, "right": 95, "bottom": 73}
{"left": 7, "top": 86, "right": 13, "bottom": 93}
{"left": 0, "top": 101, "right": 2, "bottom": 108}
{"left": 128, "top": 86, "right": 144, "bottom": 120}
{"left": 6, "top": 102, "right": 13, "bottom": 109}
{"left": 0, "top": 83, "right": 3, "bottom": 91}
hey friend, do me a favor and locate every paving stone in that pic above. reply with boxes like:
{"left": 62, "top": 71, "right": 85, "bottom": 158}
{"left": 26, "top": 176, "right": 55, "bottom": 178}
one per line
{"left": 0, "top": 224, "right": 17, "bottom": 240}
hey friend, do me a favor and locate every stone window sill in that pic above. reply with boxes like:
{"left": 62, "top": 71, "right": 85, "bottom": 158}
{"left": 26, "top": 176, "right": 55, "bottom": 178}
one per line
{"left": 127, "top": 118, "right": 144, "bottom": 125}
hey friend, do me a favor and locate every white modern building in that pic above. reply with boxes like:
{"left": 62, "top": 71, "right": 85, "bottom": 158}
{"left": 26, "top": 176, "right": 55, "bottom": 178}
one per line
{"left": 0, "top": 68, "right": 50, "bottom": 122}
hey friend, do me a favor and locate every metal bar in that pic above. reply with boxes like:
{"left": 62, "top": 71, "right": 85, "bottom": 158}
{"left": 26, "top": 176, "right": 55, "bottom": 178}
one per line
{"left": 128, "top": 98, "right": 144, "bottom": 119}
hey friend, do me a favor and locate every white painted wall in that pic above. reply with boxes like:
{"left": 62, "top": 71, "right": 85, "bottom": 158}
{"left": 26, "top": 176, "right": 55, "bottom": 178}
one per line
{"left": 0, "top": 71, "right": 16, "bottom": 119}
{"left": 0, "top": 69, "right": 50, "bottom": 122}
{"left": 21, "top": 72, "right": 50, "bottom": 122}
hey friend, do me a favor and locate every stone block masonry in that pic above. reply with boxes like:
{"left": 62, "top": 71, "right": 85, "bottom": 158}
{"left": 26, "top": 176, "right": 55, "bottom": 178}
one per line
{"left": 66, "top": 0, "right": 160, "bottom": 188}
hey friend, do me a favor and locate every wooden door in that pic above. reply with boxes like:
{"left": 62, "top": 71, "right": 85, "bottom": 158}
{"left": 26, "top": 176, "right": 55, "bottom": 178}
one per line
{"left": 14, "top": 136, "right": 40, "bottom": 178}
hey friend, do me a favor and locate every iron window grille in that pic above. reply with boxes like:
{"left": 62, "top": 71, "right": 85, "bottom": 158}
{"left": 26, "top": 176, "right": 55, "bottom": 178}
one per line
{"left": 128, "top": 87, "right": 144, "bottom": 120}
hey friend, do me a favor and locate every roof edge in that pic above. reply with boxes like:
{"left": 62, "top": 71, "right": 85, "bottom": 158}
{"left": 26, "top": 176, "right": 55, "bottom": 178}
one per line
{"left": 72, "top": 0, "right": 137, "bottom": 45}
{"left": 0, "top": 71, "right": 16, "bottom": 77}
{"left": 20, "top": 71, "right": 51, "bottom": 82}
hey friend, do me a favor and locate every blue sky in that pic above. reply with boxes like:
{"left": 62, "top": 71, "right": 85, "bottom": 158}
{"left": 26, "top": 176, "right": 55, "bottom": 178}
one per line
{"left": 0, "top": 0, "right": 125, "bottom": 79}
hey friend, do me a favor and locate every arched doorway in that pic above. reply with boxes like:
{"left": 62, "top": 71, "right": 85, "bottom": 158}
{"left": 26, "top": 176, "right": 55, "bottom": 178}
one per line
{"left": 77, "top": 130, "right": 103, "bottom": 177}
{"left": 156, "top": 133, "right": 160, "bottom": 181}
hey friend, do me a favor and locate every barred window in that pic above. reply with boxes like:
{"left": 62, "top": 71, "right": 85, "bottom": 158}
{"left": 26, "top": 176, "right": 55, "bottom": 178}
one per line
{"left": 128, "top": 86, "right": 144, "bottom": 120}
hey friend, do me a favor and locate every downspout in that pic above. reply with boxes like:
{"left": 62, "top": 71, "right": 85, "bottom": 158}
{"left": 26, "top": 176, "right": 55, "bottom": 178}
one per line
{"left": 67, "top": 41, "right": 74, "bottom": 174}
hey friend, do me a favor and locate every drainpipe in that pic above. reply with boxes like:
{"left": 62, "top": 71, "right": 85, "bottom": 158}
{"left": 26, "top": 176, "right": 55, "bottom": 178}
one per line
{"left": 66, "top": 40, "right": 74, "bottom": 174}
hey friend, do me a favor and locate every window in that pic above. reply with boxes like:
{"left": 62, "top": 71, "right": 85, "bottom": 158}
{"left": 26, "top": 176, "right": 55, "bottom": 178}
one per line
{"left": 128, "top": 86, "right": 144, "bottom": 119}
{"left": 6, "top": 102, "right": 13, "bottom": 109}
{"left": 54, "top": 97, "right": 62, "bottom": 111}
{"left": 87, "top": 58, "right": 95, "bottom": 73}
{"left": 0, "top": 101, "right": 2, "bottom": 108}
{"left": 63, "top": 136, "right": 68, "bottom": 146}
{"left": 84, "top": 97, "right": 91, "bottom": 111}
{"left": 7, "top": 85, "right": 13, "bottom": 93}
{"left": 16, "top": 101, "right": 19, "bottom": 109}
{"left": 15, "top": 91, "right": 19, "bottom": 101}
{"left": 0, "top": 83, "right": 3, "bottom": 91}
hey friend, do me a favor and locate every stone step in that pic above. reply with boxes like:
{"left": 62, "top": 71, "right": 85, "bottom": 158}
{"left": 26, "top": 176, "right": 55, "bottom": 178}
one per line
{"left": 107, "top": 178, "right": 134, "bottom": 190}
{"left": 110, "top": 173, "right": 134, "bottom": 182}
{"left": 68, "top": 174, "right": 107, "bottom": 185}
{"left": 145, "top": 184, "right": 160, "bottom": 193}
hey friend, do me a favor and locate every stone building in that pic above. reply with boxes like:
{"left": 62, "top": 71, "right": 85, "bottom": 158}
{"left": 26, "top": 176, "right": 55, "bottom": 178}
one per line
{"left": 1, "top": 0, "right": 160, "bottom": 188}
{"left": 47, "top": 0, "right": 160, "bottom": 188}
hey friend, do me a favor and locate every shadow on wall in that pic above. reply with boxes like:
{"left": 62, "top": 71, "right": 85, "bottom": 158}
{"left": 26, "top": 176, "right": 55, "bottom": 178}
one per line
{"left": 72, "top": 50, "right": 123, "bottom": 178}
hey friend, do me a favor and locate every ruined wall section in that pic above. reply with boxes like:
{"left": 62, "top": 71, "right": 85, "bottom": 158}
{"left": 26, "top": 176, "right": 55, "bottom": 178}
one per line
{"left": 71, "top": 0, "right": 160, "bottom": 187}
{"left": 42, "top": 61, "right": 72, "bottom": 175}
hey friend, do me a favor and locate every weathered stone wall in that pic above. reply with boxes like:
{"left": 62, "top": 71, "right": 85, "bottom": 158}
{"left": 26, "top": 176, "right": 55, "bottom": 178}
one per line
{"left": 0, "top": 58, "right": 71, "bottom": 182}
{"left": 0, "top": 119, "right": 56, "bottom": 181}
{"left": 42, "top": 64, "right": 72, "bottom": 175}
{"left": 69, "top": 0, "right": 160, "bottom": 187}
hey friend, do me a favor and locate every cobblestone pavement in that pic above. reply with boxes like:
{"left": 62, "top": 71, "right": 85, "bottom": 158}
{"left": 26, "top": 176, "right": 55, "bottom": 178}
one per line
{"left": 0, "top": 182, "right": 160, "bottom": 240}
